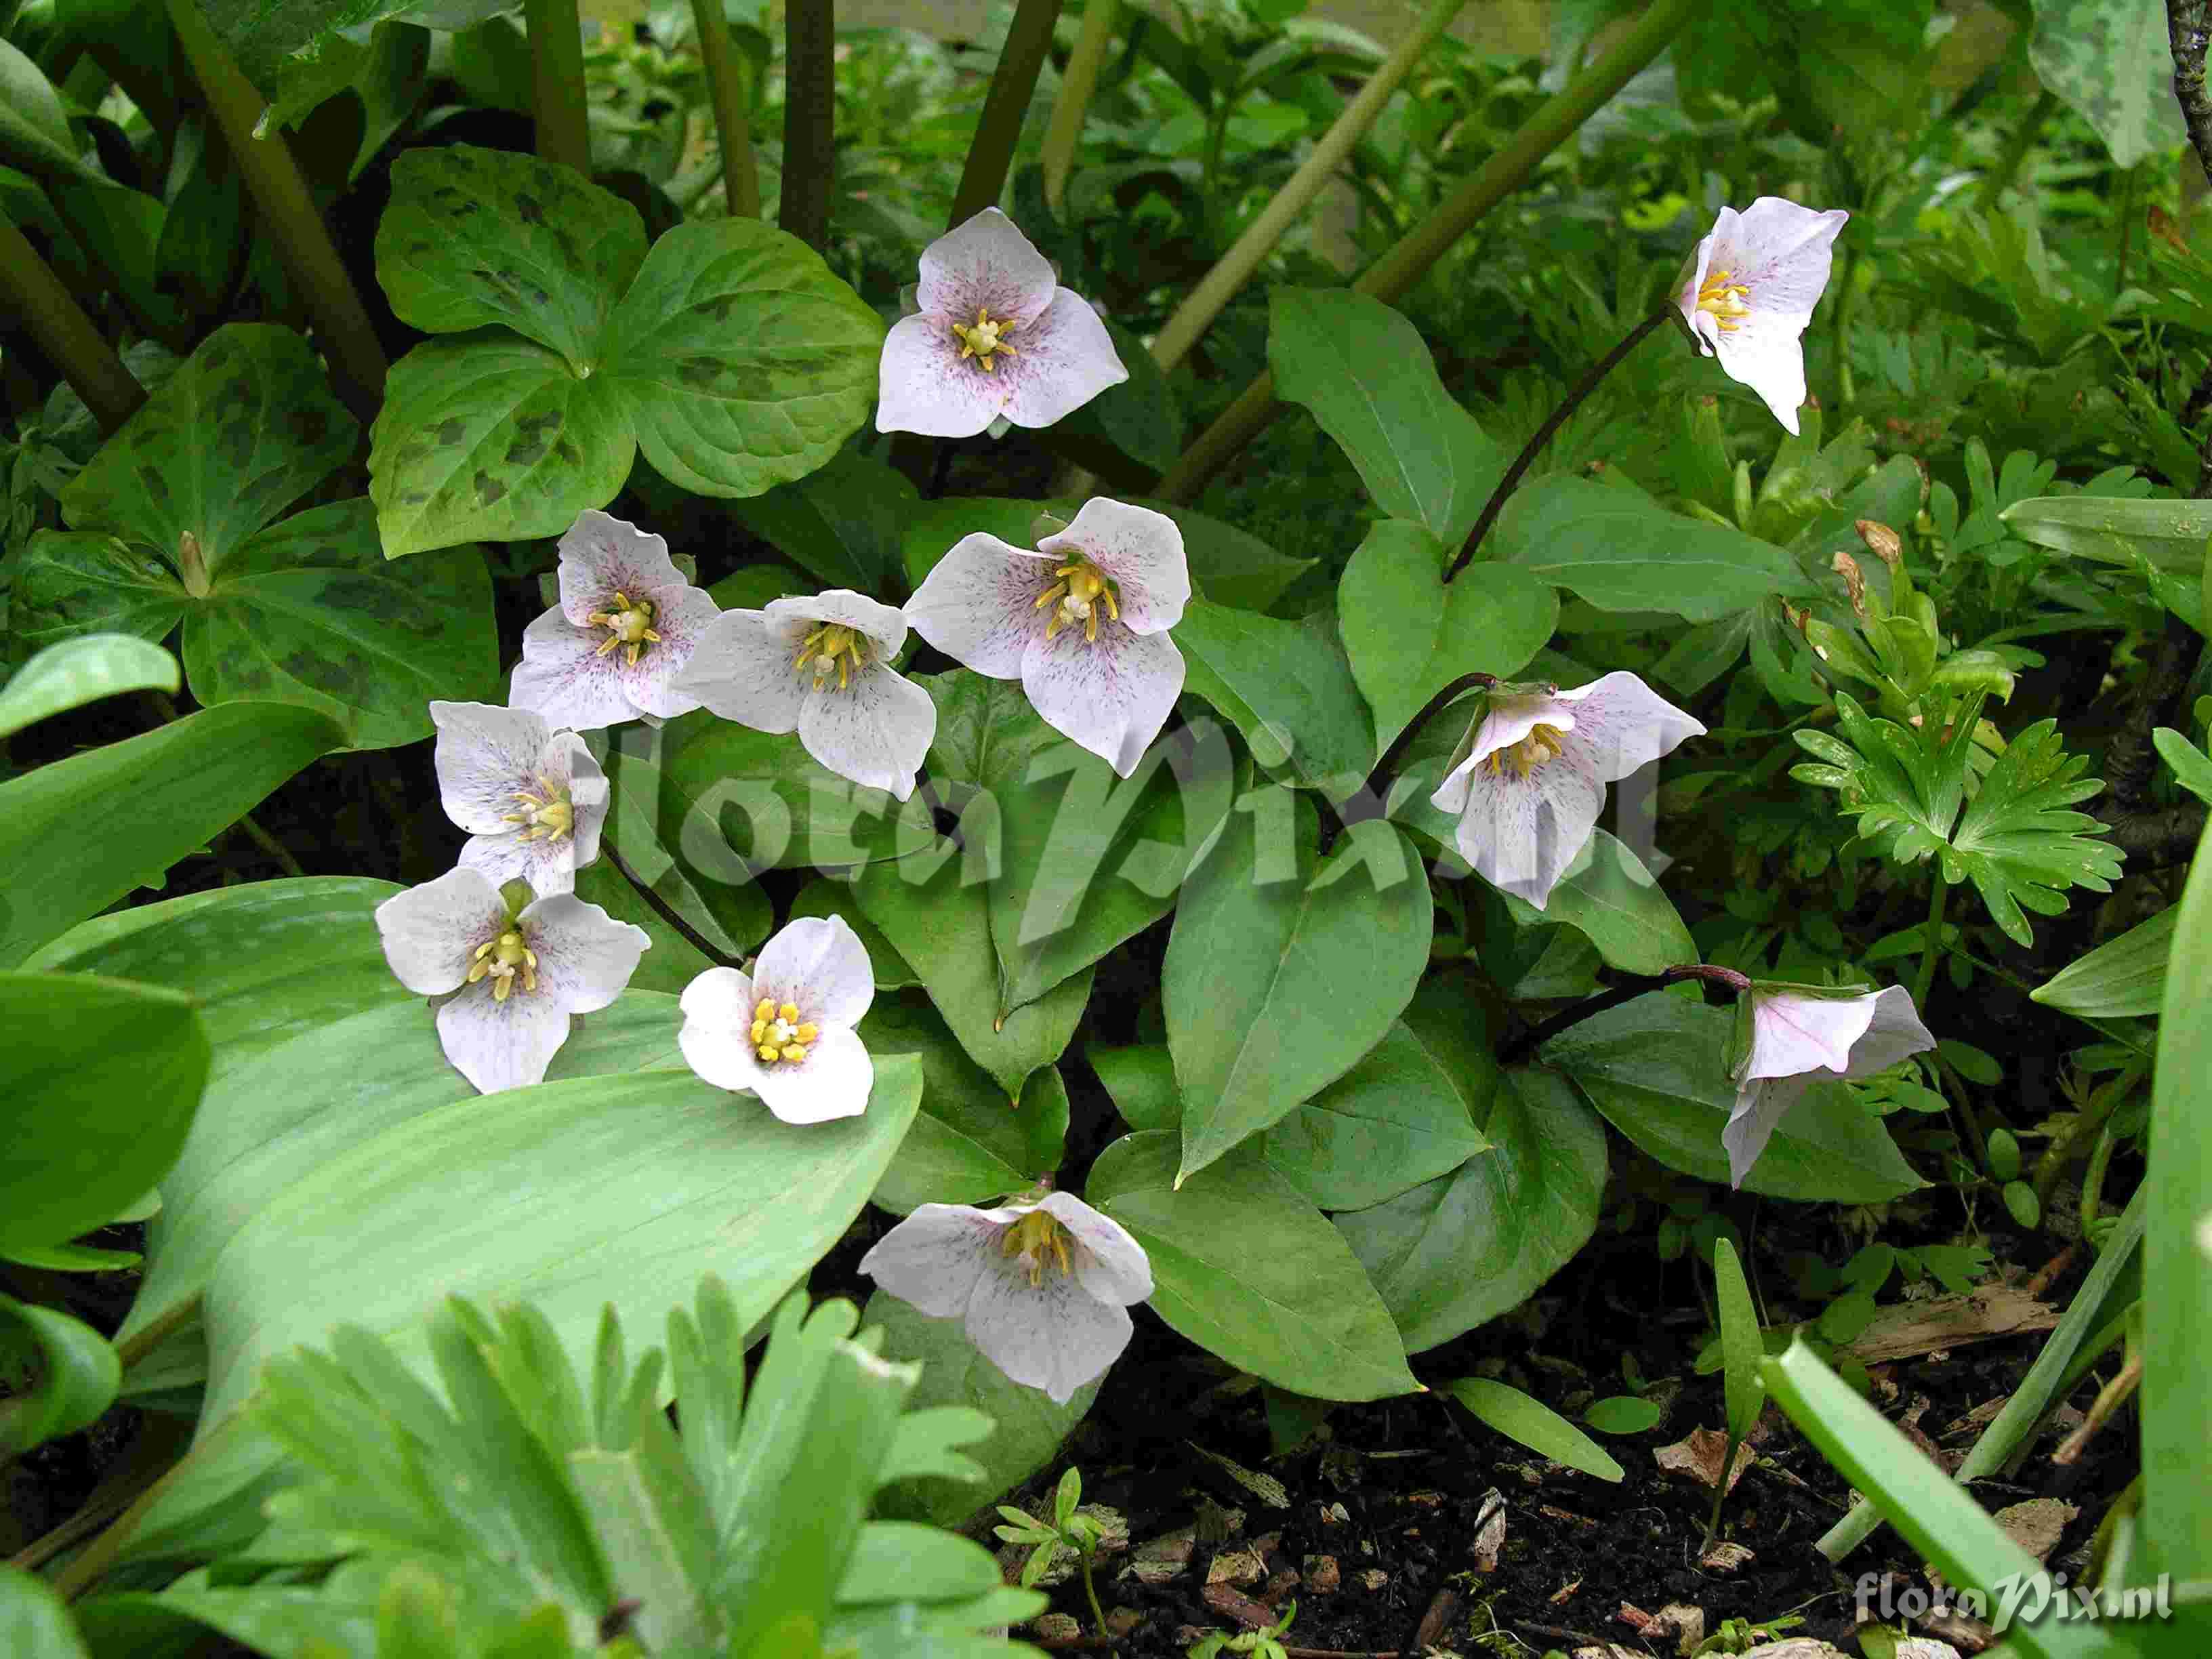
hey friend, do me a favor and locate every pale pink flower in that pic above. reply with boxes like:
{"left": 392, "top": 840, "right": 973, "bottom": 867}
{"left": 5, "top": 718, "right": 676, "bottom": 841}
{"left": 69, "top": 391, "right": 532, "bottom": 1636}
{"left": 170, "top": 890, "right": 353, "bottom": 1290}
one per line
{"left": 1673, "top": 197, "right": 1849, "bottom": 435}
{"left": 509, "top": 510, "right": 720, "bottom": 731}
{"left": 876, "top": 209, "right": 1127, "bottom": 438}
{"left": 861, "top": 1191, "right": 1152, "bottom": 1405}
{"left": 430, "top": 701, "right": 607, "bottom": 897}
{"left": 1725, "top": 985, "right": 1936, "bottom": 1186}
{"left": 678, "top": 915, "right": 875, "bottom": 1124}
{"left": 676, "top": 589, "right": 935, "bottom": 800}
{"left": 1430, "top": 672, "right": 1704, "bottom": 910}
{"left": 904, "top": 497, "right": 1187, "bottom": 777}
{"left": 375, "top": 867, "right": 649, "bottom": 1096}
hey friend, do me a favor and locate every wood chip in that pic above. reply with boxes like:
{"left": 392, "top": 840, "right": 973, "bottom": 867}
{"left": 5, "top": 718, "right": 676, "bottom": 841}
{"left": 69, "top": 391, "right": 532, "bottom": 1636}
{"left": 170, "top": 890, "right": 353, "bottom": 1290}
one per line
{"left": 1837, "top": 1286, "right": 2059, "bottom": 1364}
{"left": 1189, "top": 1443, "right": 1290, "bottom": 1507}
{"left": 1891, "top": 1639, "right": 1965, "bottom": 1659}
{"left": 1654, "top": 1603, "right": 1706, "bottom": 1657}
{"left": 1615, "top": 1602, "right": 1656, "bottom": 1632}
{"left": 1302, "top": 1554, "right": 1340, "bottom": 1593}
{"left": 1359, "top": 1569, "right": 1389, "bottom": 1591}
{"left": 1551, "top": 1578, "right": 1582, "bottom": 1603}
{"left": 1699, "top": 1540, "right": 1755, "bottom": 1572}
{"left": 1200, "top": 1583, "right": 1276, "bottom": 1629}
{"left": 1029, "top": 1613, "right": 1081, "bottom": 1641}
{"left": 1538, "top": 1504, "right": 1599, "bottom": 1527}
{"left": 1119, "top": 1527, "right": 1193, "bottom": 1586}
{"left": 1652, "top": 1427, "right": 1755, "bottom": 1494}
{"left": 1469, "top": 1487, "right": 1507, "bottom": 1572}
{"left": 1206, "top": 1544, "right": 1268, "bottom": 1587}
{"left": 1992, "top": 1498, "right": 2078, "bottom": 1561}
{"left": 1942, "top": 1397, "right": 2009, "bottom": 1439}
{"left": 1737, "top": 1642, "right": 1850, "bottom": 1658}
{"left": 1105, "top": 1607, "right": 1145, "bottom": 1639}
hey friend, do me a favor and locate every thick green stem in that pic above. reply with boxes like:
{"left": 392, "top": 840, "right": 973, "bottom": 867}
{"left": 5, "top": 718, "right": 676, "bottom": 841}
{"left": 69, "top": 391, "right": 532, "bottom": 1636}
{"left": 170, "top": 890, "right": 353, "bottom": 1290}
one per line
{"left": 523, "top": 0, "right": 592, "bottom": 173}
{"left": 1978, "top": 87, "right": 2057, "bottom": 211}
{"left": 164, "top": 0, "right": 387, "bottom": 419}
{"left": 691, "top": 0, "right": 760, "bottom": 216}
{"left": 780, "top": 0, "right": 836, "bottom": 251}
{"left": 1151, "top": 0, "right": 1469, "bottom": 373}
{"left": 1041, "top": 0, "right": 1117, "bottom": 213}
{"left": 1910, "top": 874, "right": 1948, "bottom": 1008}
{"left": 1155, "top": 0, "right": 1700, "bottom": 503}
{"left": 949, "top": 0, "right": 1065, "bottom": 226}
{"left": 2116, "top": 159, "right": 2142, "bottom": 294}
{"left": 0, "top": 207, "right": 144, "bottom": 432}
{"left": 1830, "top": 241, "right": 1858, "bottom": 406}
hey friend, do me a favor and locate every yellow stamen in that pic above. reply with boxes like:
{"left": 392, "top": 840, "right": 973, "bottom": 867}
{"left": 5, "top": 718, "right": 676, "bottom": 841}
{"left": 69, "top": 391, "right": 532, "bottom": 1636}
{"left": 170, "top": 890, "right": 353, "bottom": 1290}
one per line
{"left": 472, "top": 930, "right": 536, "bottom": 1002}
{"left": 1483, "top": 722, "right": 1570, "bottom": 781}
{"left": 781, "top": 1044, "right": 808, "bottom": 1063}
{"left": 586, "top": 591, "right": 660, "bottom": 666}
{"left": 778, "top": 1002, "right": 799, "bottom": 1023}
{"left": 501, "top": 777, "right": 575, "bottom": 842}
{"left": 1036, "top": 557, "right": 1119, "bottom": 649}
{"left": 1000, "top": 1209, "right": 1074, "bottom": 1288}
{"left": 949, "top": 304, "right": 1021, "bottom": 372}
{"left": 750, "top": 998, "right": 820, "bottom": 1067}
{"left": 758, "top": 1044, "right": 781, "bottom": 1062}
{"left": 1694, "top": 268, "right": 1753, "bottom": 333}
{"left": 792, "top": 623, "right": 869, "bottom": 693}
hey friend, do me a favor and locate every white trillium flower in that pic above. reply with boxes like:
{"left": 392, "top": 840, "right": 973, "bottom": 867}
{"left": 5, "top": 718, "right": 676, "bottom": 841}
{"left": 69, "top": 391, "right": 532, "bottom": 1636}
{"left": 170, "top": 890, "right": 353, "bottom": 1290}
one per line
{"left": 1725, "top": 984, "right": 1936, "bottom": 1187}
{"left": 678, "top": 915, "right": 876, "bottom": 1123}
{"left": 876, "top": 208, "right": 1128, "bottom": 438}
{"left": 861, "top": 1191, "right": 1152, "bottom": 1405}
{"left": 430, "top": 701, "right": 608, "bottom": 897}
{"left": 905, "top": 497, "right": 1189, "bottom": 777}
{"left": 510, "top": 510, "right": 720, "bottom": 731}
{"left": 1673, "top": 197, "right": 1849, "bottom": 435}
{"left": 1429, "top": 672, "right": 1704, "bottom": 911}
{"left": 375, "top": 867, "right": 649, "bottom": 1096}
{"left": 676, "top": 589, "right": 937, "bottom": 800}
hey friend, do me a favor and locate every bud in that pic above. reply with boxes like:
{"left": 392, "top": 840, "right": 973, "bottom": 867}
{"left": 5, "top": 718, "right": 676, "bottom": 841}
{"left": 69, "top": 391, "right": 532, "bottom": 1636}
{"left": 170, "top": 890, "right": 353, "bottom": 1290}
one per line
{"left": 178, "top": 530, "right": 211, "bottom": 598}
{"left": 498, "top": 877, "right": 536, "bottom": 920}
{"left": 1855, "top": 519, "right": 1902, "bottom": 567}
{"left": 1831, "top": 550, "right": 1868, "bottom": 618}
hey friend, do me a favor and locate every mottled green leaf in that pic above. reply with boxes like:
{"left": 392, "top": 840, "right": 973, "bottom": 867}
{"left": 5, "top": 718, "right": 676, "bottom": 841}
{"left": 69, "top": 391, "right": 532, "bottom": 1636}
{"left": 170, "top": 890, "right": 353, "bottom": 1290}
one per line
{"left": 2028, "top": 0, "right": 2187, "bottom": 167}
{"left": 197, "top": 0, "right": 514, "bottom": 131}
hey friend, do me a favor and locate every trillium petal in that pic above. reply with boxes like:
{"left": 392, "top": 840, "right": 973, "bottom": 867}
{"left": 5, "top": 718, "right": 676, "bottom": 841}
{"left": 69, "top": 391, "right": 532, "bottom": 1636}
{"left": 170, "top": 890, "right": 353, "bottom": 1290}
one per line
{"left": 521, "top": 895, "right": 650, "bottom": 1013}
{"left": 752, "top": 1025, "right": 873, "bottom": 1124}
{"left": 768, "top": 588, "right": 910, "bottom": 657}
{"left": 1434, "top": 693, "right": 1580, "bottom": 814}
{"left": 680, "top": 610, "right": 811, "bottom": 733}
{"left": 1038, "top": 1193, "right": 1152, "bottom": 1305}
{"left": 1723, "top": 1072, "right": 1815, "bottom": 1189}
{"left": 510, "top": 609, "right": 652, "bottom": 732}
{"left": 430, "top": 701, "right": 555, "bottom": 836}
{"left": 1038, "top": 498, "right": 1189, "bottom": 634}
{"left": 1712, "top": 316, "right": 1811, "bottom": 436}
{"left": 435, "top": 983, "right": 571, "bottom": 1096}
{"left": 678, "top": 966, "right": 767, "bottom": 1092}
{"left": 994, "top": 289, "right": 1129, "bottom": 432}
{"left": 556, "top": 510, "right": 688, "bottom": 628}
{"left": 1021, "top": 623, "right": 1184, "bottom": 778}
{"left": 905, "top": 535, "right": 1054, "bottom": 676}
{"left": 458, "top": 825, "right": 574, "bottom": 895}
{"left": 1436, "top": 749, "right": 1605, "bottom": 910}
{"left": 916, "top": 207, "right": 1058, "bottom": 326}
{"left": 754, "top": 914, "right": 876, "bottom": 1028}
{"left": 558, "top": 735, "right": 608, "bottom": 870}
{"left": 876, "top": 313, "right": 1008, "bottom": 438}
{"left": 1729, "top": 197, "right": 1849, "bottom": 316}
{"left": 623, "top": 582, "right": 718, "bottom": 720}
{"left": 798, "top": 662, "right": 936, "bottom": 800}
{"left": 1553, "top": 672, "right": 1705, "bottom": 784}
{"left": 861, "top": 1203, "right": 1004, "bottom": 1317}
{"left": 1841, "top": 985, "right": 1936, "bottom": 1079}
{"left": 375, "top": 867, "right": 506, "bottom": 996}
{"left": 1744, "top": 989, "right": 1879, "bottom": 1082}
{"left": 964, "top": 1254, "right": 1132, "bottom": 1405}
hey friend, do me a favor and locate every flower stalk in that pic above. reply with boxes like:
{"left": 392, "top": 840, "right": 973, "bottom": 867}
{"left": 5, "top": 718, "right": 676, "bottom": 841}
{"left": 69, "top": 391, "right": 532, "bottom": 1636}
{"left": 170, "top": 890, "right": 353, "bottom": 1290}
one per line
{"left": 1497, "top": 964, "right": 1753, "bottom": 1068}
{"left": 690, "top": 0, "right": 761, "bottom": 215}
{"left": 1040, "top": 0, "right": 1118, "bottom": 212}
{"left": 780, "top": 0, "right": 837, "bottom": 251}
{"left": 523, "top": 0, "right": 593, "bottom": 174}
{"left": 0, "top": 207, "right": 145, "bottom": 434}
{"left": 950, "top": 0, "right": 1065, "bottom": 225}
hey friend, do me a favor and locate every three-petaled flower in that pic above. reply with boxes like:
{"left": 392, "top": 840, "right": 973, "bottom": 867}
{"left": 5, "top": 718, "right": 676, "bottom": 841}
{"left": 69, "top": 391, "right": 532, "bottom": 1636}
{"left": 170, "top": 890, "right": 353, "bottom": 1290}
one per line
{"left": 1429, "top": 672, "right": 1704, "bottom": 909}
{"left": 905, "top": 497, "right": 1189, "bottom": 777}
{"left": 510, "top": 510, "right": 720, "bottom": 731}
{"left": 876, "top": 209, "right": 1128, "bottom": 438}
{"left": 676, "top": 589, "right": 937, "bottom": 800}
{"left": 678, "top": 915, "right": 876, "bottom": 1123}
{"left": 861, "top": 1189, "right": 1153, "bottom": 1404}
{"left": 375, "top": 867, "right": 649, "bottom": 1096}
{"left": 1725, "top": 983, "right": 1936, "bottom": 1187}
{"left": 1673, "top": 197, "right": 1849, "bottom": 436}
{"left": 430, "top": 701, "right": 608, "bottom": 896}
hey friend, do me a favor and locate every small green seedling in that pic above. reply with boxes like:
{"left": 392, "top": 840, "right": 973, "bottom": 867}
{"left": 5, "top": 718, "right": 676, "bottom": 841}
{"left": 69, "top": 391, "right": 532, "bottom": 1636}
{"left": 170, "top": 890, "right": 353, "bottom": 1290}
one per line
{"left": 995, "top": 1466, "right": 1111, "bottom": 1632}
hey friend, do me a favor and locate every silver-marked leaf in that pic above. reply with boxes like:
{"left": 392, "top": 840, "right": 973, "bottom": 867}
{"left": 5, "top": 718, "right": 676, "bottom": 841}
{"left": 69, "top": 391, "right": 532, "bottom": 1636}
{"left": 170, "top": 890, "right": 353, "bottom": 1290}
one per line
{"left": 369, "top": 336, "right": 633, "bottom": 559}
{"left": 2027, "top": 0, "right": 2187, "bottom": 167}
{"left": 375, "top": 145, "right": 648, "bottom": 369}
{"left": 602, "top": 220, "right": 885, "bottom": 499}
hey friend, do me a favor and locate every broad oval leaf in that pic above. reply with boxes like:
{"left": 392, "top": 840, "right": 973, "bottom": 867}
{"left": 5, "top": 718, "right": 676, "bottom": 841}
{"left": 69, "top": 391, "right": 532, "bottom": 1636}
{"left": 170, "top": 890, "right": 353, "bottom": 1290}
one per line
{"left": 1173, "top": 600, "right": 1373, "bottom": 798}
{"left": 2031, "top": 906, "right": 2175, "bottom": 1019}
{"left": 1087, "top": 1130, "right": 1420, "bottom": 1401}
{"left": 0, "top": 634, "right": 178, "bottom": 741}
{"left": 2026, "top": 0, "right": 2188, "bottom": 168}
{"left": 1499, "top": 830, "right": 1696, "bottom": 976}
{"left": 865, "top": 996, "right": 1069, "bottom": 1212}
{"left": 1262, "top": 1019, "right": 1492, "bottom": 1212}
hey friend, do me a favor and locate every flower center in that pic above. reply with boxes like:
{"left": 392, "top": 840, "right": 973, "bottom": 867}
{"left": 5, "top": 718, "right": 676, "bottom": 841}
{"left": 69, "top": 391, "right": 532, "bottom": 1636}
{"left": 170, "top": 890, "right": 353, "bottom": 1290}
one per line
{"left": 792, "top": 623, "right": 869, "bottom": 691}
{"left": 1695, "top": 268, "right": 1753, "bottom": 332}
{"left": 502, "top": 776, "right": 575, "bottom": 842}
{"left": 587, "top": 591, "right": 661, "bottom": 667}
{"left": 949, "top": 305, "right": 1021, "bottom": 373}
{"left": 1485, "top": 722, "right": 1569, "bottom": 780}
{"left": 466, "top": 929, "right": 539, "bottom": 1003}
{"left": 1000, "top": 1209, "right": 1073, "bottom": 1287}
{"left": 751, "top": 997, "right": 820, "bottom": 1065}
{"left": 1032, "top": 558, "right": 1120, "bottom": 644}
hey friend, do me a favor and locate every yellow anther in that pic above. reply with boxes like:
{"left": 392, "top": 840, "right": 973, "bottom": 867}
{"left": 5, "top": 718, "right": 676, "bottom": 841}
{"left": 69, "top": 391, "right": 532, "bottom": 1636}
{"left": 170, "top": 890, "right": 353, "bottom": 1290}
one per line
{"left": 792, "top": 623, "right": 868, "bottom": 693}
{"left": 1484, "top": 722, "right": 1570, "bottom": 781}
{"left": 999, "top": 1210, "right": 1074, "bottom": 1288}
{"left": 502, "top": 779, "right": 575, "bottom": 842}
{"left": 794, "top": 1023, "right": 818, "bottom": 1042}
{"left": 588, "top": 592, "right": 660, "bottom": 665}
{"left": 1036, "top": 556, "right": 1118, "bottom": 648}
{"left": 781, "top": 1043, "right": 808, "bottom": 1063}
{"left": 751, "top": 1019, "right": 769, "bottom": 1044}
{"left": 471, "top": 930, "right": 537, "bottom": 1002}
{"left": 949, "top": 304, "right": 1021, "bottom": 371}
{"left": 777, "top": 1002, "right": 800, "bottom": 1023}
{"left": 750, "top": 1000, "right": 819, "bottom": 1066}
{"left": 755, "top": 997, "right": 775, "bottom": 1020}
{"left": 758, "top": 1043, "right": 781, "bottom": 1062}
{"left": 1694, "top": 268, "right": 1754, "bottom": 333}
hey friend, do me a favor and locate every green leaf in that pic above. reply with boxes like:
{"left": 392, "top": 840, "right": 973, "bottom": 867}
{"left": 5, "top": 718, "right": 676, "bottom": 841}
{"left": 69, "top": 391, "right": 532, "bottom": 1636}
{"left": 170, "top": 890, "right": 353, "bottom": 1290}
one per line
{"left": 1054, "top": 316, "right": 1183, "bottom": 474}
{"left": 1711, "top": 1236, "right": 1763, "bottom": 1446}
{"left": 2154, "top": 726, "right": 2212, "bottom": 804}
{"left": 368, "top": 335, "right": 634, "bottom": 560}
{"left": 1088, "top": 1044, "right": 1180, "bottom": 1132}
{"left": 2000, "top": 492, "right": 2212, "bottom": 573}
{"left": 0, "top": 38, "right": 101, "bottom": 181}
{"left": 1334, "top": 994, "right": 1606, "bottom": 1353}
{"left": 726, "top": 449, "right": 918, "bottom": 594}
{"left": 1, "top": 1565, "right": 94, "bottom": 1659}
{"left": 1582, "top": 1395, "right": 1664, "bottom": 1435}
{"left": 1087, "top": 1130, "right": 1420, "bottom": 1401}
{"left": 0, "top": 634, "right": 178, "bottom": 740}
{"left": 375, "top": 144, "right": 648, "bottom": 370}
{"left": 1442, "top": 1378, "right": 1622, "bottom": 1482}
{"left": 596, "top": 720, "right": 775, "bottom": 962}
{"left": 1262, "top": 1019, "right": 1492, "bottom": 1212}
{"left": 1269, "top": 289, "right": 1506, "bottom": 546}
{"left": 2027, "top": 0, "right": 2188, "bottom": 167}
{"left": 1503, "top": 830, "right": 1695, "bottom": 976}
{"left": 1165, "top": 807, "right": 1431, "bottom": 1181}
{"left": 867, "top": 1290, "right": 1099, "bottom": 1526}
{"left": 1338, "top": 521, "right": 1557, "bottom": 753}
{"left": 600, "top": 220, "right": 886, "bottom": 497}
{"left": 0, "top": 701, "right": 344, "bottom": 966}
{"left": 1496, "top": 476, "right": 1813, "bottom": 619}
{"left": 1542, "top": 996, "right": 1921, "bottom": 1202}
{"left": 923, "top": 672, "right": 1233, "bottom": 1015}
{"left": 0, "top": 1295, "right": 122, "bottom": 1454}
{"left": 901, "top": 497, "right": 1058, "bottom": 589}
{"left": 2031, "top": 906, "right": 2176, "bottom": 1019}
{"left": 1174, "top": 601, "right": 1373, "bottom": 797}
{"left": 0, "top": 972, "right": 207, "bottom": 1252}
{"left": 865, "top": 996, "right": 1069, "bottom": 1212}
